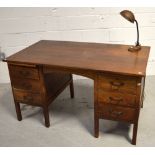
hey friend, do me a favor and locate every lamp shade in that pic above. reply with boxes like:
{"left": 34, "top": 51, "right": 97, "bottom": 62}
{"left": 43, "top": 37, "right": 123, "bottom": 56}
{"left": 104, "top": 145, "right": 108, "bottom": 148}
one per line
{"left": 120, "top": 10, "right": 135, "bottom": 23}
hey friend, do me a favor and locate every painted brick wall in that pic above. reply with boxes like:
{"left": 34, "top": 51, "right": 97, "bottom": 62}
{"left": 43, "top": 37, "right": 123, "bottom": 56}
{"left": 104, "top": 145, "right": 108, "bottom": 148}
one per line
{"left": 0, "top": 7, "right": 155, "bottom": 83}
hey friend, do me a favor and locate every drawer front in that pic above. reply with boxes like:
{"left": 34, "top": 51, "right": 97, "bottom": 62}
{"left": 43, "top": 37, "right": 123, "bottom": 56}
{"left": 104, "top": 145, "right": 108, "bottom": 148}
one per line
{"left": 9, "top": 65, "right": 39, "bottom": 80}
{"left": 12, "top": 78, "right": 40, "bottom": 92}
{"left": 13, "top": 90, "right": 42, "bottom": 105}
{"left": 98, "top": 74, "right": 137, "bottom": 94}
{"left": 97, "top": 104, "right": 136, "bottom": 123}
{"left": 98, "top": 90, "right": 137, "bottom": 107}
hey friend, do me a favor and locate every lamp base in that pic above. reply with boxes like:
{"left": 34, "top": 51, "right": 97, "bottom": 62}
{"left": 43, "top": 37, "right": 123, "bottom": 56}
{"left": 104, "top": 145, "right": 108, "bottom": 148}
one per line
{"left": 128, "top": 45, "right": 141, "bottom": 52}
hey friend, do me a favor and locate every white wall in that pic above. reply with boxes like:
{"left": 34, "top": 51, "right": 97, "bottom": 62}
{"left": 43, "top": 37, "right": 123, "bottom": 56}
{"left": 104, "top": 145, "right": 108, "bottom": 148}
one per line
{"left": 0, "top": 7, "right": 155, "bottom": 83}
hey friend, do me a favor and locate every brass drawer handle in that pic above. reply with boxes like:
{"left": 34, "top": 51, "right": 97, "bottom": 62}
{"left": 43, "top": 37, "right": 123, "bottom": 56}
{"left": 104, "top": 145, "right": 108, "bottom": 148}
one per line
{"left": 109, "top": 110, "right": 123, "bottom": 117}
{"left": 110, "top": 81, "right": 124, "bottom": 87}
{"left": 19, "top": 70, "right": 30, "bottom": 76}
{"left": 23, "top": 95, "right": 33, "bottom": 102}
{"left": 109, "top": 96, "right": 123, "bottom": 104}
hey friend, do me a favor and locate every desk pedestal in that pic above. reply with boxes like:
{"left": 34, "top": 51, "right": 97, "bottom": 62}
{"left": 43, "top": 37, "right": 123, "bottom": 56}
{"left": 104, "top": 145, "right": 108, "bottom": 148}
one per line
{"left": 8, "top": 63, "right": 74, "bottom": 127}
{"left": 94, "top": 73, "right": 145, "bottom": 145}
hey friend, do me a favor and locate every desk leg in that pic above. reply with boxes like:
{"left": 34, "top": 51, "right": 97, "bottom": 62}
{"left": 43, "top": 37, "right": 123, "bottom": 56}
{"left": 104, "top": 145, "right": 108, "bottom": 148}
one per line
{"left": 132, "top": 122, "right": 138, "bottom": 145}
{"left": 70, "top": 80, "right": 74, "bottom": 98}
{"left": 94, "top": 113, "right": 99, "bottom": 138}
{"left": 43, "top": 106, "right": 50, "bottom": 128}
{"left": 14, "top": 102, "right": 22, "bottom": 121}
{"left": 94, "top": 79, "right": 99, "bottom": 138}
{"left": 141, "top": 76, "right": 146, "bottom": 108}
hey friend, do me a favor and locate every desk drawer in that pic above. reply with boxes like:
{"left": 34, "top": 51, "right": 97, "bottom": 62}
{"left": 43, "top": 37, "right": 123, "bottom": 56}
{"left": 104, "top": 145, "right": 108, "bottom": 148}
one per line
{"left": 13, "top": 90, "right": 42, "bottom": 106}
{"left": 12, "top": 78, "right": 40, "bottom": 92}
{"left": 98, "top": 104, "right": 136, "bottom": 123}
{"left": 98, "top": 74, "right": 137, "bottom": 94}
{"left": 98, "top": 90, "right": 137, "bottom": 107}
{"left": 9, "top": 65, "right": 39, "bottom": 80}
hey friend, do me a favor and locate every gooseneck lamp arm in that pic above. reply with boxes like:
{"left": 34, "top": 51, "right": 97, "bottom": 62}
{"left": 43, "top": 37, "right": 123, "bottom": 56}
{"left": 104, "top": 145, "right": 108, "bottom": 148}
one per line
{"left": 135, "top": 20, "right": 140, "bottom": 46}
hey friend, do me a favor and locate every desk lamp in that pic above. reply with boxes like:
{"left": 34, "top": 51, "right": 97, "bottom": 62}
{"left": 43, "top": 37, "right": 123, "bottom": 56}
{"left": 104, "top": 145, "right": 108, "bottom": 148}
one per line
{"left": 120, "top": 10, "right": 141, "bottom": 52}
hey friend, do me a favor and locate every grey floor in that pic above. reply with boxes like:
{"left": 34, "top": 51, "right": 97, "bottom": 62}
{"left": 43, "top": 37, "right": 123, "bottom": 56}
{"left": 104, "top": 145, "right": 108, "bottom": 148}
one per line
{"left": 0, "top": 77, "right": 155, "bottom": 147}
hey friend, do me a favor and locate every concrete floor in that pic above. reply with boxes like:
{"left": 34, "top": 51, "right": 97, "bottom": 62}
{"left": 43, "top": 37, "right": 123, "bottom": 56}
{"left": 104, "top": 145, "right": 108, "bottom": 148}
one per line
{"left": 0, "top": 77, "right": 155, "bottom": 146}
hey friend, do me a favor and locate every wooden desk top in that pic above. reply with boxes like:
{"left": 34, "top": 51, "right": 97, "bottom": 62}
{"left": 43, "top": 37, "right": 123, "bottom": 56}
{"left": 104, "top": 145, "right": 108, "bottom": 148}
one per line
{"left": 6, "top": 40, "right": 150, "bottom": 76}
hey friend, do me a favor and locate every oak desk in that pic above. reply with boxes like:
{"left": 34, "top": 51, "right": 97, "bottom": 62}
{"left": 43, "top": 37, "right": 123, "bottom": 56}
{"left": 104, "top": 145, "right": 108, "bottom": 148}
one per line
{"left": 5, "top": 40, "right": 150, "bottom": 145}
